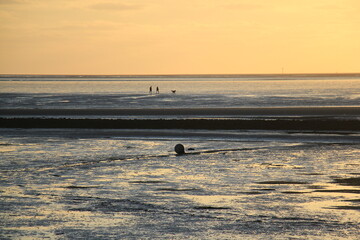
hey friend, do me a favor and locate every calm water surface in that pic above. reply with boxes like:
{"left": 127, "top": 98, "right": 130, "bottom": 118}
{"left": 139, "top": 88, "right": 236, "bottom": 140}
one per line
{"left": 1, "top": 74, "right": 360, "bottom": 109}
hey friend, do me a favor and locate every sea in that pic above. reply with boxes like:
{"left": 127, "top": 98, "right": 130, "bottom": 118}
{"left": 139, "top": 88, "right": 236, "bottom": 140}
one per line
{"left": 1, "top": 74, "right": 360, "bottom": 110}
{"left": 1, "top": 74, "right": 360, "bottom": 239}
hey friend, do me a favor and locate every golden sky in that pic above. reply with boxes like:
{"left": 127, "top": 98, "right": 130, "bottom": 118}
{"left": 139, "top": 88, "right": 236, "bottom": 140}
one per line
{"left": 0, "top": 0, "right": 359, "bottom": 74}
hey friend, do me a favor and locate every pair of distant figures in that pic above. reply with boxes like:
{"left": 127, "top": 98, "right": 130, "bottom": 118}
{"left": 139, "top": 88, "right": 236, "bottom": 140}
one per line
{"left": 149, "top": 86, "right": 159, "bottom": 94}
{"left": 149, "top": 86, "right": 176, "bottom": 94}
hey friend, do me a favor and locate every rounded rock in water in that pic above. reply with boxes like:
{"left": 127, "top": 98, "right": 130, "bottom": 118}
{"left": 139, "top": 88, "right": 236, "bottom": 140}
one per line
{"left": 175, "top": 144, "right": 185, "bottom": 155}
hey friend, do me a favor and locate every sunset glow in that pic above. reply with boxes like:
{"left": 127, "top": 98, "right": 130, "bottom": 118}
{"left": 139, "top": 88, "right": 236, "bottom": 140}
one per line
{"left": 0, "top": 0, "right": 359, "bottom": 74}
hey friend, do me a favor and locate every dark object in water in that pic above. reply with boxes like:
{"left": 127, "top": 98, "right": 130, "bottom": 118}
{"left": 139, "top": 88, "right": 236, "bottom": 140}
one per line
{"left": 175, "top": 144, "right": 185, "bottom": 155}
{"left": 171, "top": 90, "right": 176, "bottom": 93}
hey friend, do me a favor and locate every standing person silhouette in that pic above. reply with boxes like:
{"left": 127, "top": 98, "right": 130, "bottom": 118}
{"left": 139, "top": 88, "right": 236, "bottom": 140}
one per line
{"left": 156, "top": 86, "right": 159, "bottom": 94}
{"left": 149, "top": 86, "right": 152, "bottom": 94}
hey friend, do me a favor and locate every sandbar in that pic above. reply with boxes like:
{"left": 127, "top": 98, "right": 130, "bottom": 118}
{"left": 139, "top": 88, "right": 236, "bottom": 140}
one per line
{"left": 1, "top": 106, "right": 360, "bottom": 117}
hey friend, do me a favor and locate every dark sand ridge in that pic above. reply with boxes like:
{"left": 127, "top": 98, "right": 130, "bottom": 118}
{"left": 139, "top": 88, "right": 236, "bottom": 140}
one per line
{"left": 1, "top": 107, "right": 360, "bottom": 131}
{"left": 1, "top": 107, "right": 360, "bottom": 117}
{"left": 1, "top": 118, "right": 360, "bottom": 131}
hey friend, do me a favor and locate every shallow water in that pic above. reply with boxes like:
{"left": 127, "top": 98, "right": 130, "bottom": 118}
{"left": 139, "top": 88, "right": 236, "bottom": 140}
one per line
{"left": 1, "top": 129, "right": 359, "bottom": 239}
{"left": 1, "top": 75, "right": 360, "bottom": 109}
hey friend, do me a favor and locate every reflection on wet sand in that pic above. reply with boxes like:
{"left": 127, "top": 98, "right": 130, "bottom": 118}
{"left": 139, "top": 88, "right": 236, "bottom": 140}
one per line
{"left": 300, "top": 175, "right": 360, "bottom": 220}
{"left": 1, "top": 131, "right": 360, "bottom": 239}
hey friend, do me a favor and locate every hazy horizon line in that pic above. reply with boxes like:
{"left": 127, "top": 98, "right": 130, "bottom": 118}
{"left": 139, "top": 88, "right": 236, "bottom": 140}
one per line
{"left": 1, "top": 72, "right": 360, "bottom": 77}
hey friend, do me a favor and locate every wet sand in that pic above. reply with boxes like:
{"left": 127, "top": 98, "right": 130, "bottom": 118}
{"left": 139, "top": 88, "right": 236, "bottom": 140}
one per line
{"left": 1, "top": 129, "right": 360, "bottom": 239}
